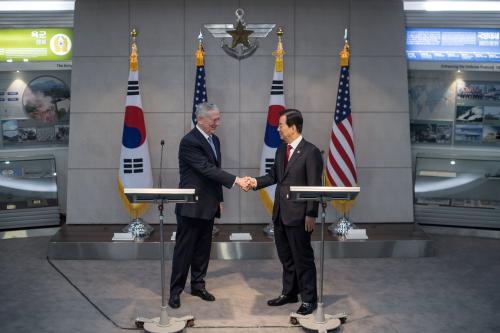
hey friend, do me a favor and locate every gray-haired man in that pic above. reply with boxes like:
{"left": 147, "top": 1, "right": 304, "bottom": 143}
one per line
{"left": 169, "top": 102, "right": 248, "bottom": 308}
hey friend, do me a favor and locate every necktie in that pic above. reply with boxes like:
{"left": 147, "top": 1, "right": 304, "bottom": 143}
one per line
{"left": 284, "top": 144, "right": 292, "bottom": 169}
{"left": 207, "top": 136, "right": 217, "bottom": 160}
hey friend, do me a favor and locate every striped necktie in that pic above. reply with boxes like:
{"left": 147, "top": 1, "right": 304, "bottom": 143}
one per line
{"left": 284, "top": 144, "right": 292, "bottom": 169}
{"left": 207, "top": 136, "right": 217, "bottom": 160}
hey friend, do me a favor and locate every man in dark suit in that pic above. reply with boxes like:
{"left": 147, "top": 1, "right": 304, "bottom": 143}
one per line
{"left": 249, "top": 109, "right": 323, "bottom": 315}
{"left": 169, "top": 102, "right": 248, "bottom": 309}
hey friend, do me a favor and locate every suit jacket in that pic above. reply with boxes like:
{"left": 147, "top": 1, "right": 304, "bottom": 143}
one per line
{"left": 175, "top": 128, "right": 236, "bottom": 220}
{"left": 255, "top": 138, "right": 323, "bottom": 226}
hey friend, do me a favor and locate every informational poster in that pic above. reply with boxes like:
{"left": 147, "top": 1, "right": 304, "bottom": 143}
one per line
{"left": 410, "top": 120, "right": 452, "bottom": 144}
{"left": 409, "top": 70, "right": 500, "bottom": 147}
{"left": 0, "top": 28, "right": 73, "bottom": 62}
{"left": 455, "top": 80, "right": 500, "bottom": 145}
{"left": 408, "top": 72, "right": 456, "bottom": 121}
{"left": 407, "top": 28, "right": 500, "bottom": 62}
{"left": 0, "top": 70, "right": 71, "bottom": 147}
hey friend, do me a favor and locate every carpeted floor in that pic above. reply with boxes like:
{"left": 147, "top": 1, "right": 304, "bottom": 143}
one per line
{"left": 0, "top": 233, "right": 499, "bottom": 332}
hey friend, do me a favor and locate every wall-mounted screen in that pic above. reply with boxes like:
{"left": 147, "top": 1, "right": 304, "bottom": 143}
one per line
{"left": 406, "top": 28, "right": 500, "bottom": 62}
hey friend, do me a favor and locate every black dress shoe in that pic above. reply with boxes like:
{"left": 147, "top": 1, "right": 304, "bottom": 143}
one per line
{"left": 267, "top": 294, "right": 299, "bottom": 306}
{"left": 296, "top": 302, "right": 317, "bottom": 315}
{"left": 191, "top": 288, "right": 215, "bottom": 301}
{"left": 168, "top": 294, "right": 180, "bottom": 309}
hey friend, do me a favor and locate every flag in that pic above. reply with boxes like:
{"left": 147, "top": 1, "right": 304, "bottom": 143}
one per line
{"left": 192, "top": 34, "right": 207, "bottom": 127}
{"left": 117, "top": 33, "right": 153, "bottom": 218}
{"left": 258, "top": 31, "right": 285, "bottom": 215}
{"left": 325, "top": 41, "right": 358, "bottom": 213}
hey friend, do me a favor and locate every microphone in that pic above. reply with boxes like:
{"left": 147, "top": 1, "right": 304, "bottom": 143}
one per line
{"left": 158, "top": 140, "right": 165, "bottom": 188}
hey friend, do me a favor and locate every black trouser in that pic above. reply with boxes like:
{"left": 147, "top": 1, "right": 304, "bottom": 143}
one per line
{"left": 170, "top": 214, "right": 214, "bottom": 296}
{"left": 274, "top": 216, "right": 317, "bottom": 304}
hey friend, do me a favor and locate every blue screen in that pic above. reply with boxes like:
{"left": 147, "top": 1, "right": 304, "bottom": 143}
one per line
{"left": 406, "top": 28, "right": 500, "bottom": 62}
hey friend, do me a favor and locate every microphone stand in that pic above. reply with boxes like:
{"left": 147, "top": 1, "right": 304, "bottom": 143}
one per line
{"left": 136, "top": 139, "right": 195, "bottom": 332}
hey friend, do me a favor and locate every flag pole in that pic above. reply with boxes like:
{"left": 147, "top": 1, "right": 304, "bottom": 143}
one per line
{"left": 262, "top": 26, "right": 285, "bottom": 237}
{"left": 326, "top": 28, "right": 358, "bottom": 237}
{"left": 121, "top": 28, "right": 154, "bottom": 240}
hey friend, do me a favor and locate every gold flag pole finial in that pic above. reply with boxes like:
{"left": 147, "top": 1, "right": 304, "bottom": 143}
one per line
{"left": 273, "top": 27, "right": 284, "bottom": 72}
{"left": 340, "top": 28, "right": 349, "bottom": 67}
{"left": 130, "top": 28, "right": 138, "bottom": 71}
{"left": 196, "top": 30, "right": 205, "bottom": 66}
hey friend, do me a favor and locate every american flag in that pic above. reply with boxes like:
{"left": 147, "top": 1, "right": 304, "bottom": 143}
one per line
{"left": 192, "top": 41, "right": 207, "bottom": 127}
{"left": 326, "top": 56, "right": 357, "bottom": 187}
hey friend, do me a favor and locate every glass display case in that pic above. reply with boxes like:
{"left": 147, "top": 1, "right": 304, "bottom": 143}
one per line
{"left": 0, "top": 155, "right": 60, "bottom": 229}
{"left": 414, "top": 153, "right": 500, "bottom": 229}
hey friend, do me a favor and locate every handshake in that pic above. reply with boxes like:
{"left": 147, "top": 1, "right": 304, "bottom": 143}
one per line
{"left": 235, "top": 176, "right": 257, "bottom": 192}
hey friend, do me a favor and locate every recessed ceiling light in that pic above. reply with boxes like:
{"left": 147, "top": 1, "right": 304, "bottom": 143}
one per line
{"left": 404, "top": 1, "right": 500, "bottom": 12}
{"left": 0, "top": 1, "right": 75, "bottom": 12}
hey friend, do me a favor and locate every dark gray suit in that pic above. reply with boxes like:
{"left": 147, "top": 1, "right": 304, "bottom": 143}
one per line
{"left": 170, "top": 127, "right": 235, "bottom": 296}
{"left": 255, "top": 138, "right": 323, "bottom": 303}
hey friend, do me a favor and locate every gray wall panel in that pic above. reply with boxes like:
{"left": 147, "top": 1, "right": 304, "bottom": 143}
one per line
{"left": 70, "top": 57, "right": 128, "bottom": 114}
{"left": 350, "top": 56, "right": 409, "bottom": 113}
{"left": 350, "top": 0, "right": 405, "bottom": 57}
{"left": 73, "top": 0, "right": 129, "bottom": 57}
{"left": 217, "top": 113, "right": 240, "bottom": 169}
{"left": 68, "top": 113, "right": 122, "bottom": 169}
{"left": 295, "top": 56, "right": 338, "bottom": 112}
{"left": 129, "top": 0, "right": 185, "bottom": 56}
{"left": 140, "top": 57, "right": 185, "bottom": 113}
{"left": 352, "top": 112, "right": 412, "bottom": 168}
{"left": 295, "top": 0, "right": 348, "bottom": 56}
{"left": 240, "top": 55, "right": 295, "bottom": 112}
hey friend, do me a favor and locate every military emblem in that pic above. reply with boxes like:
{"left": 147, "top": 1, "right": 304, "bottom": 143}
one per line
{"left": 205, "top": 8, "right": 275, "bottom": 60}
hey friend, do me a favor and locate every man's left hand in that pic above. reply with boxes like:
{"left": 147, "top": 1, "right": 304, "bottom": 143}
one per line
{"left": 305, "top": 216, "right": 315, "bottom": 232}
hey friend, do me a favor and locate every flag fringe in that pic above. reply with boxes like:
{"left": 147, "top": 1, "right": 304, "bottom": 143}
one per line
{"left": 258, "top": 189, "right": 274, "bottom": 216}
{"left": 117, "top": 177, "right": 149, "bottom": 219}
{"left": 324, "top": 171, "right": 356, "bottom": 215}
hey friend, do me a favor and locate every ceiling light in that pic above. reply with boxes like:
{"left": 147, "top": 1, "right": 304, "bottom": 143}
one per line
{"left": 404, "top": 1, "right": 500, "bottom": 12}
{"left": 0, "top": 1, "right": 75, "bottom": 12}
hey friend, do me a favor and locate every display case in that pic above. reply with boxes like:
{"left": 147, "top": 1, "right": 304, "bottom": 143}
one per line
{"left": 414, "top": 154, "right": 500, "bottom": 229}
{"left": 0, "top": 155, "right": 60, "bottom": 229}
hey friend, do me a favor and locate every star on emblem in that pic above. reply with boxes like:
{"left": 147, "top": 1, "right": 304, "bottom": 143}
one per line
{"left": 204, "top": 8, "right": 275, "bottom": 60}
{"left": 227, "top": 20, "right": 254, "bottom": 48}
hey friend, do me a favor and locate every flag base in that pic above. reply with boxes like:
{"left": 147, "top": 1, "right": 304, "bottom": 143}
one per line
{"left": 329, "top": 215, "right": 356, "bottom": 238}
{"left": 123, "top": 217, "right": 154, "bottom": 240}
{"left": 263, "top": 221, "right": 274, "bottom": 238}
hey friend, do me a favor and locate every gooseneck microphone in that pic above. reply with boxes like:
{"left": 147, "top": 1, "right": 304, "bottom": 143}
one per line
{"left": 320, "top": 150, "right": 326, "bottom": 187}
{"left": 158, "top": 140, "right": 165, "bottom": 188}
